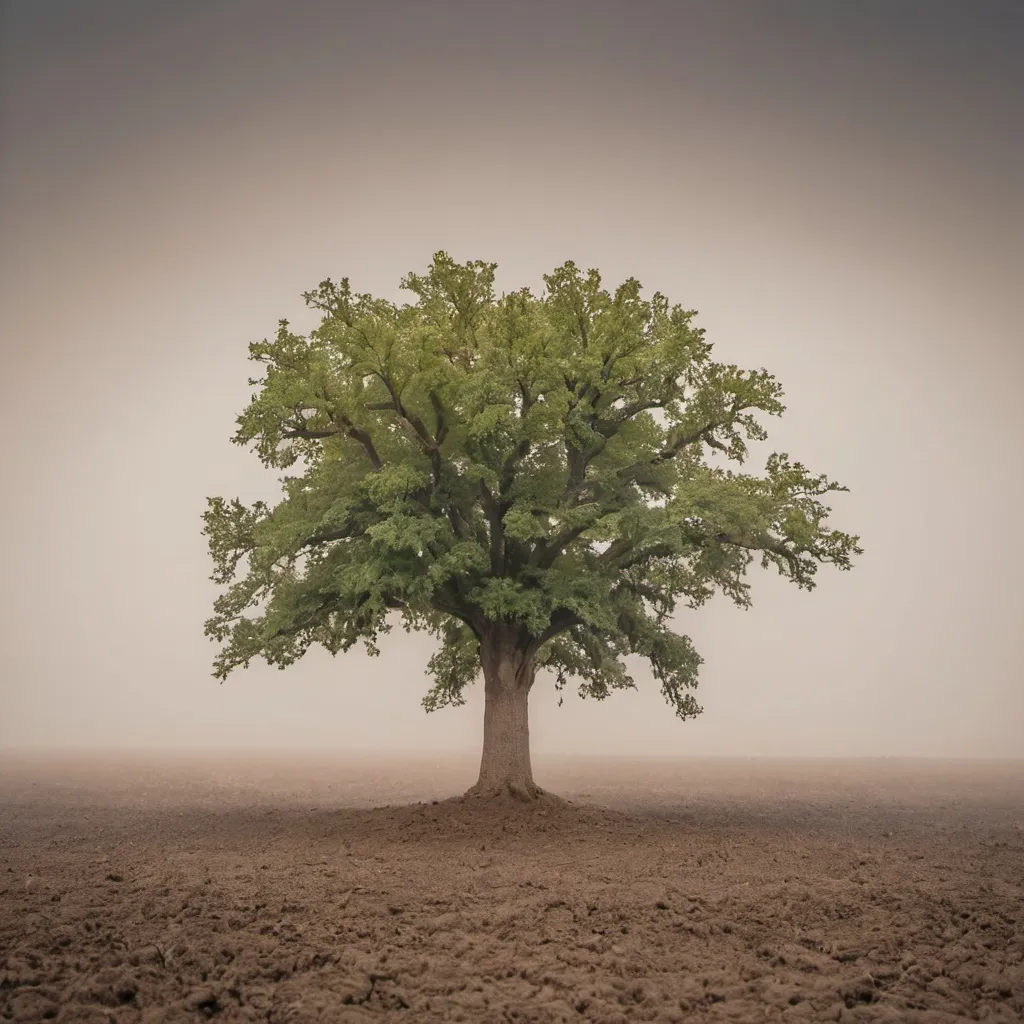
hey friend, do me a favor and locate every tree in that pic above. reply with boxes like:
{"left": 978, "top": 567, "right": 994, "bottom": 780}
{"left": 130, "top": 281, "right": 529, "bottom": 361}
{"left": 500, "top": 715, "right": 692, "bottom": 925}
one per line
{"left": 203, "top": 253, "right": 862, "bottom": 800}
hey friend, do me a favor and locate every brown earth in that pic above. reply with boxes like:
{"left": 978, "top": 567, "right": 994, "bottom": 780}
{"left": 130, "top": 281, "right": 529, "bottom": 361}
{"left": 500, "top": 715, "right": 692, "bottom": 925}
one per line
{"left": 0, "top": 753, "right": 1021, "bottom": 1023}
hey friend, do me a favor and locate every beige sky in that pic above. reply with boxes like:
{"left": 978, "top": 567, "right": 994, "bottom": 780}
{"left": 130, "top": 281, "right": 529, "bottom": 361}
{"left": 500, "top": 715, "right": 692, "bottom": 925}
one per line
{"left": 1, "top": 0, "right": 1021, "bottom": 758}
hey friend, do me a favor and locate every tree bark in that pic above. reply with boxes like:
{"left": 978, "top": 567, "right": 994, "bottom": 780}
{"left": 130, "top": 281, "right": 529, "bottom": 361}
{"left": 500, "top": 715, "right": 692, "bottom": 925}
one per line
{"left": 465, "top": 631, "right": 542, "bottom": 801}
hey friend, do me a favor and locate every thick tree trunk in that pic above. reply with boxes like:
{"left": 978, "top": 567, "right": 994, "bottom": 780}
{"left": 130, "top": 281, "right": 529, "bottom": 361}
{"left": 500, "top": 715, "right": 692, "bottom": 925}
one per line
{"left": 465, "top": 632, "right": 542, "bottom": 801}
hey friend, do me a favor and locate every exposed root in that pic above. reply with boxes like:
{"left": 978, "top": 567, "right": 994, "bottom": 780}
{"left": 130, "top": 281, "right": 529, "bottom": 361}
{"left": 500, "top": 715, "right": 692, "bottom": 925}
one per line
{"left": 462, "top": 779, "right": 551, "bottom": 803}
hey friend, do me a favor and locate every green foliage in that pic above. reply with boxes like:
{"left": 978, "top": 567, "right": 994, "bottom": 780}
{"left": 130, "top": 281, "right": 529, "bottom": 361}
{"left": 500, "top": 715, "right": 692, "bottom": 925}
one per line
{"left": 203, "top": 253, "right": 862, "bottom": 720}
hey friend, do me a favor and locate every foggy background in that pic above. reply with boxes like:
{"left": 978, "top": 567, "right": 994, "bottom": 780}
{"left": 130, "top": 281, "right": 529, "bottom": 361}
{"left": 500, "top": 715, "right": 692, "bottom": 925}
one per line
{"left": 1, "top": 0, "right": 1021, "bottom": 759}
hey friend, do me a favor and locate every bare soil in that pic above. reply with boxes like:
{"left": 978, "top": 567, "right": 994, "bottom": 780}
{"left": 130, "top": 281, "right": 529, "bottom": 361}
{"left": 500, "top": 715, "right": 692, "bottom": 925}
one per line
{"left": 1, "top": 753, "right": 1021, "bottom": 1023}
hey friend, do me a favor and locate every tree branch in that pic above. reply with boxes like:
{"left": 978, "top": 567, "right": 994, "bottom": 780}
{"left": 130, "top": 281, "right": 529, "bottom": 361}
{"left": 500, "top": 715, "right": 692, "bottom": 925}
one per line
{"left": 531, "top": 523, "right": 590, "bottom": 568}
{"left": 715, "top": 530, "right": 800, "bottom": 572}
{"left": 282, "top": 426, "right": 341, "bottom": 440}
{"left": 344, "top": 423, "right": 383, "bottom": 470}
{"left": 283, "top": 413, "right": 383, "bottom": 471}
{"left": 300, "top": 527, "right": 351, "bottom": 549}
{"left": 616, "top": 414, "right": 738, "bottom": 484}
{"left": 429, "top": 390, "right": 449, "bottom": 445}
{"left": 606, "top": 543, "right": 678, "bottom": 572}
{"left": 527, "top": 608, "right": 585, "bottom": 656}
{"left": 370, "top": 374, "right": 440, "bottom": 454}
{"left": 479, "top": 481, "right": 504, "bottom": 574}
{"left": 431, "top": 589, "right": 485, "bottom": 637}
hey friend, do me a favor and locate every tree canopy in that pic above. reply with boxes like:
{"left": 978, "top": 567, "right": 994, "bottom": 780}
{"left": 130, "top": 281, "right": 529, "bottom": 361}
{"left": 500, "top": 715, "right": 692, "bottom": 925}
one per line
{"left": 203, "top": 253, "right": 861, "bottom": 723}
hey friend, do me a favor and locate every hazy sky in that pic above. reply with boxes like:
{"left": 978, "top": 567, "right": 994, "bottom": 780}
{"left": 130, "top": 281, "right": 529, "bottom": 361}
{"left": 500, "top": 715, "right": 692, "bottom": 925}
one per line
{"left": 1, "top": 0, "right": 1021, "bottom": 758}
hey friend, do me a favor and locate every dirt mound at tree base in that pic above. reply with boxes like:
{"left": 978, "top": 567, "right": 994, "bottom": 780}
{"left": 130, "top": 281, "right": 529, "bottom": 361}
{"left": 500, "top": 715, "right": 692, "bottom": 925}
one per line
{"left": 340, "top": 789, "right": 636, "bottom": 842}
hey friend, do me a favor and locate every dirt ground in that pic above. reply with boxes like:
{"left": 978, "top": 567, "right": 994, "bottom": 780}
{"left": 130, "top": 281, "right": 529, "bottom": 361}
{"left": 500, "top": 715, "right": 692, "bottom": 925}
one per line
{"left": 0, "top": 753, "right": 1021, "bottom": 1024}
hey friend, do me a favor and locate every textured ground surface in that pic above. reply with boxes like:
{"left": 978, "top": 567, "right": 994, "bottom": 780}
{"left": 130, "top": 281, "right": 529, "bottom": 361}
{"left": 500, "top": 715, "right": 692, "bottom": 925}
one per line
{"left": 0, "top": 753, "right": 1022, "bottom": 1023}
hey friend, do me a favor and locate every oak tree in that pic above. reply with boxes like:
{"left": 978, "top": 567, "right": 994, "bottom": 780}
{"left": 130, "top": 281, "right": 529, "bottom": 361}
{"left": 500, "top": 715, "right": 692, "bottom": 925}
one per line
{"left": 203, "top": 253, "right": 861, "bottom": 799}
